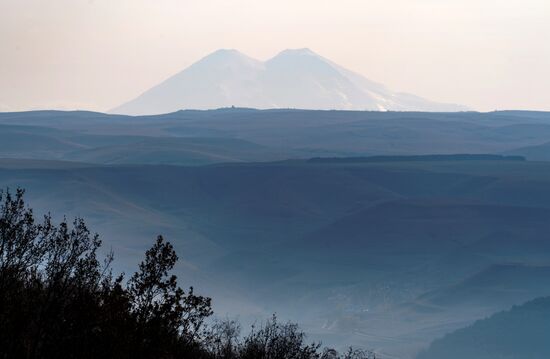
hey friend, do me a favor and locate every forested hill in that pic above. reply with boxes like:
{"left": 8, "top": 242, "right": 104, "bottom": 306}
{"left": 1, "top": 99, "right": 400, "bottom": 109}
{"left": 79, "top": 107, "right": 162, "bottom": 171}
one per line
{"left": 417, "top": 297, "right": 550, "bottom": 359}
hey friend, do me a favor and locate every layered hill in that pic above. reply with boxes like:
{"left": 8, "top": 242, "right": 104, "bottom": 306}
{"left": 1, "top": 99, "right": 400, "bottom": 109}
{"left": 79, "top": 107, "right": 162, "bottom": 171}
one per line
{"left": 3, "top": 110, "right": 550, "bottom": 164}
{"left": 3, "top": 110, "right": 550, "bottom": 357}
{"left": 3, "top": 157, "right": 550, "bottom": 357}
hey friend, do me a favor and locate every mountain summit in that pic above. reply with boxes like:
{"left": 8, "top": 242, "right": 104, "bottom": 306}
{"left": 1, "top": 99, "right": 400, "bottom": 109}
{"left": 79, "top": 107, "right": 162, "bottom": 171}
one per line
{"left": 112, "top": 49, "right": 466, "bottom": 115}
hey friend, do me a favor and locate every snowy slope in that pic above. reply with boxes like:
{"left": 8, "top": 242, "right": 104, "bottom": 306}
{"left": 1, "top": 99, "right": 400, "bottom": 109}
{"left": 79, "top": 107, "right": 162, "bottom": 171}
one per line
{"left": 112, "top": 48, "right": 466, "bottom": 115}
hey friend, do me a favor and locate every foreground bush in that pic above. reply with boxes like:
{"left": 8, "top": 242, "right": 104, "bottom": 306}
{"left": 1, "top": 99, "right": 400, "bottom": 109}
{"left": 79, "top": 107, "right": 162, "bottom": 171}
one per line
{"left": 0, "top": 188, "right": 372, "bottom": 359}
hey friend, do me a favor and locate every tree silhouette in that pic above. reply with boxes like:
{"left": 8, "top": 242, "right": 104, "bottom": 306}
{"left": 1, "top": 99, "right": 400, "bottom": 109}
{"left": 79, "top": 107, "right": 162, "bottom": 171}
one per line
{"left": 128, "top": 235, "right": 213, "bottom": 357}
{"left": 0, "top": 187, "right": 371, "bottom": 359}
{"left": 0, "top": 188, "right": 213, "bottom": 358}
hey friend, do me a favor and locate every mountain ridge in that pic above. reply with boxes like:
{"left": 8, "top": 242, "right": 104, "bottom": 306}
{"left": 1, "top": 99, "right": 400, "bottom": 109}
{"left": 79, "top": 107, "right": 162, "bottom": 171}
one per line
{"left": 111, "top": 48, "right": 467, "bottom": 115}
{"left": 416, "top": 297, "right": 550, "bottom": 359}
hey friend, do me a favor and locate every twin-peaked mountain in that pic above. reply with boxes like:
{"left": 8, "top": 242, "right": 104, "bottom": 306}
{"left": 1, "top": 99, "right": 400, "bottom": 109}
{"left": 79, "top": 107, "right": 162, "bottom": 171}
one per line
{"left": 112, "top": 48, "right": 465, "bottom": 115}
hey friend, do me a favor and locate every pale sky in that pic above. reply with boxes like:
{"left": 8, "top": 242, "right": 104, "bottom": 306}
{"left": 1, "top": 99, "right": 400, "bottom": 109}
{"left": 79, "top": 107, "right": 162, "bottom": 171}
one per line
{"left": 1, "top": 0, "right": 549, "bottom": 112}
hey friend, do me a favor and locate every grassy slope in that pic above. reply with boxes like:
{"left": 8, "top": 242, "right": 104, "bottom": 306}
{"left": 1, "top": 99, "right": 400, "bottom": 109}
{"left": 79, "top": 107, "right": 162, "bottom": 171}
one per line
{"left": 2, "top": 158, "right": 550, "bottom": 357}
{"left": 3, "top": 110, "right": 550, "bottom": 163}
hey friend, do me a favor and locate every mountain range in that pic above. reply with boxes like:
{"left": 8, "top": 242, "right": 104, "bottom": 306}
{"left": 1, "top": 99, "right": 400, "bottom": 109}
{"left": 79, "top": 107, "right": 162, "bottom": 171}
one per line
{"left": 112, "top": 49, "right": 466, "bottom": 115}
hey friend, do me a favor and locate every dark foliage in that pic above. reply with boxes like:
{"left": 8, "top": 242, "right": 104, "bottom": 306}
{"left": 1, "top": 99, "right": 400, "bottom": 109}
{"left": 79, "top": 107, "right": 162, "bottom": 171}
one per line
{"left": 202, "top": 316, "right": 375, "bottom": 359}
{"left": 204, "top": 315, "right": 321, "bottom": 359}
{"left": 0, "top": 188, "right": 212, "bottom": 358}
{"left": 0, "top": 188, "right": 370, "bottom": 359}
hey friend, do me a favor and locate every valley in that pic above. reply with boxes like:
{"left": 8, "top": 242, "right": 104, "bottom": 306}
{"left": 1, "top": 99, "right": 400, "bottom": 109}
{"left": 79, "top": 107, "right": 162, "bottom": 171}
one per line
{"left": 1, "top": 109, "right": 550, "bottom": 357}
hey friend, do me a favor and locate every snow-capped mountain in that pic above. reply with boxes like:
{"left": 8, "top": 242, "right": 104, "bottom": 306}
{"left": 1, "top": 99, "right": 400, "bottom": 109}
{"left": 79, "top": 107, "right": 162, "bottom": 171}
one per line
{"left": 112, "top": 48, "right": 466, "bottom": 115}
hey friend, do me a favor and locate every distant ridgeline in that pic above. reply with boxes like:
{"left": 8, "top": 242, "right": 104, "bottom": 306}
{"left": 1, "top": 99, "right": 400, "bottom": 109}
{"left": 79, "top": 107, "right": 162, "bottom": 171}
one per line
{"left": 416, "top": 296, "right": 550, "bottom": 359}
{"left": 308, "top": 154, "right": 526, "bottom": 163}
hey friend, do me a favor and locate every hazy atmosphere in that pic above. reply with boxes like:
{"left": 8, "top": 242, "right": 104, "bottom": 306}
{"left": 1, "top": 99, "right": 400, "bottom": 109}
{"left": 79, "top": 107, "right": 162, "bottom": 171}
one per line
{"left": 1, "top": 1, "right": 550, "bottom": 359}
{"left": 1, "top": 0, "right": 549, "bottom": 112}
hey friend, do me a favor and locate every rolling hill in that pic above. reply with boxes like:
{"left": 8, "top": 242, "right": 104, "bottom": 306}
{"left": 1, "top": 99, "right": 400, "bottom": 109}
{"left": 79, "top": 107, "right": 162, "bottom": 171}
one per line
{"left": 2, "top": 157, "right": 550, "bottom": 357}
{"left": 2, "top": 109, "right": 550, "bottom": 357}
{"left": 2, "top": 110, "right": 550, "bottom": 165}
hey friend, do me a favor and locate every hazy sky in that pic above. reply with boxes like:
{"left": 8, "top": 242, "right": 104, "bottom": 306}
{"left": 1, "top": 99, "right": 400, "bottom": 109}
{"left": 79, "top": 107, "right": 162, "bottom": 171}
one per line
{"left": 1, "top": 0, "right": 549, "bottom": 112}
